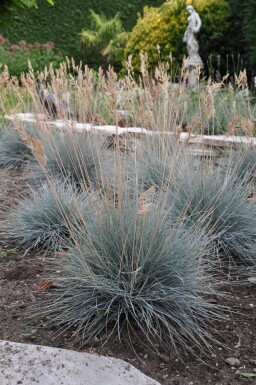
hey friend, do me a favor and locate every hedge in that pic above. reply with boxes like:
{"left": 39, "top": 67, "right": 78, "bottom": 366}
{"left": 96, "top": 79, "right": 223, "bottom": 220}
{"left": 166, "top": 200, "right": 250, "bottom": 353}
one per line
{"left": 0, "top": 0, "right": 163, "bottom": 69}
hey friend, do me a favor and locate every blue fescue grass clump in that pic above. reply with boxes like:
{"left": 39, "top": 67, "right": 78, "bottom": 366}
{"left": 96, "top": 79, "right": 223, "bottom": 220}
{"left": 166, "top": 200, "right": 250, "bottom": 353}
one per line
{"left": 230, "top": 146, "right": 256, "bottom": 183}
{"left": 34, "top": 130, "right": 114, "bottom": 188}
{"left": 0, "top": 124, "right": 35, "bottom": 168}
{"left": 5, "top": 181, "right": 95, "bottom": 252}
{"left": 167, "top": 158, "right": 256, "bottom": 267}
{"left": 136, "top": 135, "right": 179, "bottom": 191}
{"left": 42, "top": 192, "right": 221, "bottom": 354}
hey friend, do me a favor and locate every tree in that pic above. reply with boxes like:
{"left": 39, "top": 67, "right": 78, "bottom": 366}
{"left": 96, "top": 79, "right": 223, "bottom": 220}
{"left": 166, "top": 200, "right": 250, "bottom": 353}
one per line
{"left": 124, "top": 0, "right": 231, "bottom": 76}
{"left": 80, "top": 10, "right": 129, "bottom": 72}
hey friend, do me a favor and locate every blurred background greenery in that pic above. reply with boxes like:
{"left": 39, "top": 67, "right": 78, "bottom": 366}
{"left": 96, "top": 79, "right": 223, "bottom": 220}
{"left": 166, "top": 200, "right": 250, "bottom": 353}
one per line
{"left": 0, "top": 0, "right": 255, "bottom": 82}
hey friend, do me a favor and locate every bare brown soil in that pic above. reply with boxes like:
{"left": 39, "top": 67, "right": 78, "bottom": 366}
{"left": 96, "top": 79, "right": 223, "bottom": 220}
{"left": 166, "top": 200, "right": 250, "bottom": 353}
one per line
{"left": 0, "top": 168, "right": 256, "bottom": 385}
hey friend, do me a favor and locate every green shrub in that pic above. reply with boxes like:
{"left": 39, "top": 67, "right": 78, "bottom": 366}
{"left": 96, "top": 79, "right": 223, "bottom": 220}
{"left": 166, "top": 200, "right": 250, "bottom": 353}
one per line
{"left": 0, "top": 36, "right": 64, "bottom": 77}
{"left": 124, "top": 0, "right": 231, "bottom": 75}
{"left": 0, "top": 0, "right": 163, "bottom": 71}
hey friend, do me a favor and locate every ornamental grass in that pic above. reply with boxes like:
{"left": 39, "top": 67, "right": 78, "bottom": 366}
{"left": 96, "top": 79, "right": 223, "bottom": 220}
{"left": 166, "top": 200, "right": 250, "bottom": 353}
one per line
{"left": 5, "top": 180, "right": 97, "bottom": 252}
{"left": 41, "top": 190, "right": 222, "bottom": 354}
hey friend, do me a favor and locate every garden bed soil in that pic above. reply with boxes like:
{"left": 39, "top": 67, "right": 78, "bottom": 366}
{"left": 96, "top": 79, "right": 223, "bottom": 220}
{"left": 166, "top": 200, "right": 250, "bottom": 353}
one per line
{"left": 0, "top": 168, "right": 256, "bottom": 385}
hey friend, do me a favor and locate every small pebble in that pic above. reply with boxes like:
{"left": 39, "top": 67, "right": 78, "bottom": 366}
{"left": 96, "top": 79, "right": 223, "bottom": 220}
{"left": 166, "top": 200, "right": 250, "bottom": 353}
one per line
{"left": 225, "top": 357, "right": 241, "bottom": 367}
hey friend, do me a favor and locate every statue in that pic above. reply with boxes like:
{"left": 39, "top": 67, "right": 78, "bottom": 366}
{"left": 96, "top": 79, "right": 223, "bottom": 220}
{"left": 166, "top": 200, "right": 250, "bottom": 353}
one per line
{"left": 183, "top": 5, "right": 203, "bottom": 68}
{"left": 35, "top": 83, "right": 72, "bottom": 119}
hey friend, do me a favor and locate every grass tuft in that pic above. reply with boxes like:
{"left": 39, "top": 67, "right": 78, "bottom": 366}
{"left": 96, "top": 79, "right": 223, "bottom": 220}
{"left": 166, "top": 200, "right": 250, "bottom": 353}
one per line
{"left": 5, "top": 180, "right": 96, "bottom": 252}
{"left": 136, "top": 134, "right": 181, "bottom": 191}
{"left": 33, "top": 130, "right": 115, "bottom": 189}
{"left": 0, "top": 124, "right": 35, "bottom": 168}
{"left": 167, "top": 159, "right": 256, "bottom": 267}
{"left": 41, "top": 192, "right": 222, "bottom": 354}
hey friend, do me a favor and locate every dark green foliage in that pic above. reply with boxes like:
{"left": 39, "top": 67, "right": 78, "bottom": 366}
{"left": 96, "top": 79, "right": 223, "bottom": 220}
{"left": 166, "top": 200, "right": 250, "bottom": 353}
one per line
{"left": 80, "top": 11, "right": 129, "bottom": 72}
{"left": 242, "top": 0, "right": 256, "bottom": 70}
{"left": 227, "top": 0, "right": 256, "bottom": 75}
{"left": 0, "top": 0, "right": 163, "bottom": 70}
{"left": 42, "top": 193, "right": 221, "bottom": 353}
{"left": 197, "top": 0, "right": 231, "bottom": 66}
{"left": 1, "top": 0, "right": 53, "bottom": 12}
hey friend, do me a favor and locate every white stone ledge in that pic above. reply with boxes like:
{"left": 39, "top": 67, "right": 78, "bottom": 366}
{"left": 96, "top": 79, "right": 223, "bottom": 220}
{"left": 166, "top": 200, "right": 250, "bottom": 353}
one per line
{"left": 5, "top": 113, "right": 256, "bottom": 147}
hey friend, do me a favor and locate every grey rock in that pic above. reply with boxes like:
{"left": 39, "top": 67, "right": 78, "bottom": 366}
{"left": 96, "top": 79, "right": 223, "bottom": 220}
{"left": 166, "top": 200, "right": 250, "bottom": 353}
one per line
{"left": 225, "top": 357, "right": 241, "bottom": 367}
{"left": 0, "top": 340, "right": 161, "bottom": 385}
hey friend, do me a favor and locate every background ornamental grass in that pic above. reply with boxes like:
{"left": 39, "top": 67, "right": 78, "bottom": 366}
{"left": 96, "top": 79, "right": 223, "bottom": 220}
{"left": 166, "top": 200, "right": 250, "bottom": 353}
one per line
{"left": 32, "top": 130, "right": 115, "bottom": 188}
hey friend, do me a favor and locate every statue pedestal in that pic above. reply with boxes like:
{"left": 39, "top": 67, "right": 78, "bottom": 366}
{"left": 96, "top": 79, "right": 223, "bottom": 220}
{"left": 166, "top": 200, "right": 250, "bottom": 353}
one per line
{"left": 187, "top": 67, "right": 200, "bottom": 88}
{"left": 184, "top": 58, "right": 204, "bottom": 88}
{"left": 185, "top": 55, "right": 204, "bottom": 68}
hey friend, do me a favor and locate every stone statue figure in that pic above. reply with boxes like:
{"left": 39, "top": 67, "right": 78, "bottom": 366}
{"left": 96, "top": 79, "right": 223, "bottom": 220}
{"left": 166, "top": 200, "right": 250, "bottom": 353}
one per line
{"left": 183, "top": 5, "right": 203, "bottom": 68}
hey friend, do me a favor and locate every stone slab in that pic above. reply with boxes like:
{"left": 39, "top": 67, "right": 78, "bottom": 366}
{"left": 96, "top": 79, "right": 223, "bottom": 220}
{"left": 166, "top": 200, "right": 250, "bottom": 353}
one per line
{"left": 0, "top": 340, "right": 161, "bottom": 385}
{"left": 5, "top": 113, "right": 256, "bottom": 148}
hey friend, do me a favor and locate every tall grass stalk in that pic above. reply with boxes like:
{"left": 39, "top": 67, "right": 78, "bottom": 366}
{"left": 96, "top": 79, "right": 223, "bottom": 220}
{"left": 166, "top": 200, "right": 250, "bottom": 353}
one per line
{"left": 1, "top": 58, "right": 255, "bottom": 136}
